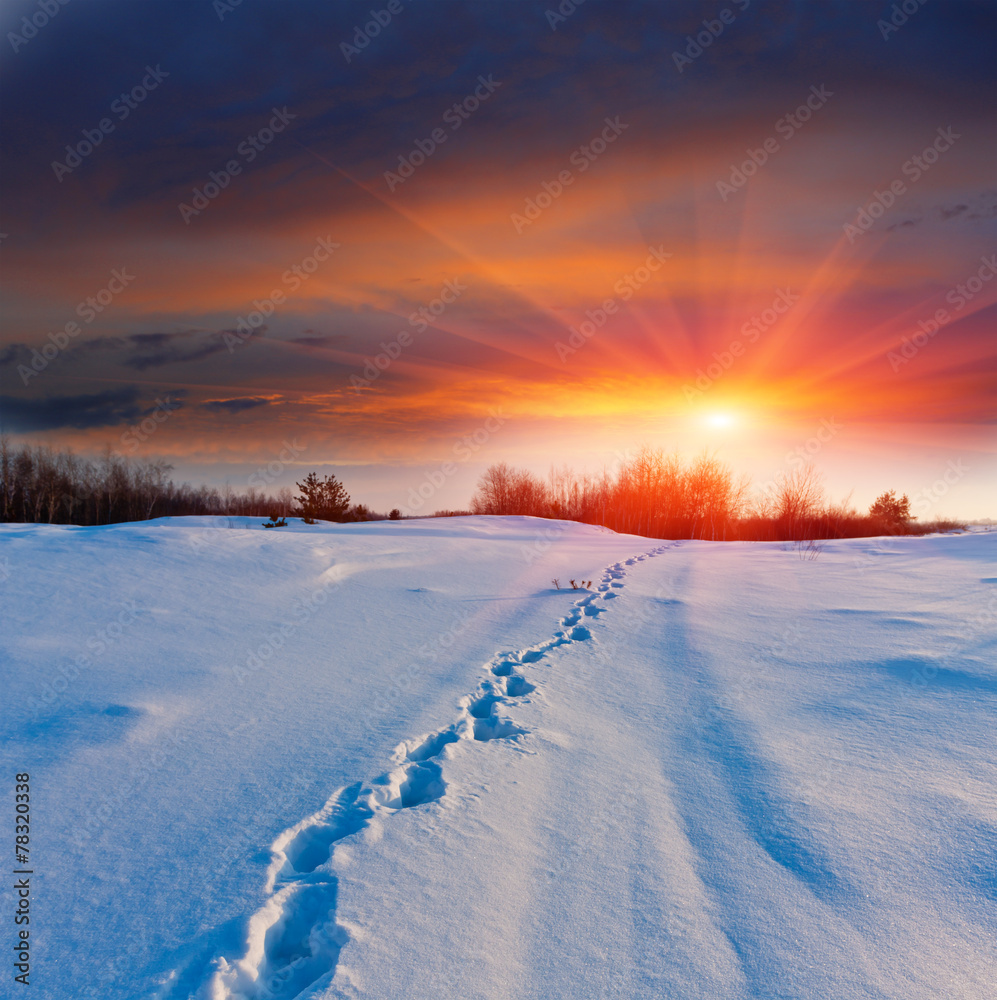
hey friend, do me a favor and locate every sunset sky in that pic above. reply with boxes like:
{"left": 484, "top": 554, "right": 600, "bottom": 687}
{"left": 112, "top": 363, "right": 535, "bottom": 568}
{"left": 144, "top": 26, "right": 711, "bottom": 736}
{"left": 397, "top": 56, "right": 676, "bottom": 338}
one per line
{"left": 1, "top": 0, "right": 994, "bottom": 517}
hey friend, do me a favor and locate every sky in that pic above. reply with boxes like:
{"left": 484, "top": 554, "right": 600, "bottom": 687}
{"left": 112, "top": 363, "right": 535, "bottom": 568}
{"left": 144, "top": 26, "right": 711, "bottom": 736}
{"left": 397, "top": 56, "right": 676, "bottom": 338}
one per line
{"left": 1, "top": 0, "right": 995, "bottom": 518}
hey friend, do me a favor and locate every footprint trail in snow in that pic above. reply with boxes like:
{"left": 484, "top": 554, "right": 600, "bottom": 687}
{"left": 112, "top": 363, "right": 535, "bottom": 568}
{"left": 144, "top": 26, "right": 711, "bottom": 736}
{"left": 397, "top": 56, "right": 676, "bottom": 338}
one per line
{"left": 191, "top": 544, "right": 673, "bottom": 999}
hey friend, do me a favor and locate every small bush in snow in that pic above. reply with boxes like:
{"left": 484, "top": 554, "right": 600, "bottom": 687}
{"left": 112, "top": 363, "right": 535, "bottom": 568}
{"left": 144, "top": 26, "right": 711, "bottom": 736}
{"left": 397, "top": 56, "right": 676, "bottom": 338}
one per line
{"left": 794, "top": 537, "right": 824, "bottom": 560}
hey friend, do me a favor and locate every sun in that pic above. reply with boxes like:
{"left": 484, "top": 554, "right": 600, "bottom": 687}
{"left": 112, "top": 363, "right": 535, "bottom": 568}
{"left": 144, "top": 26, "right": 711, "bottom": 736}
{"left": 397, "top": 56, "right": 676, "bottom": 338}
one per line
{"left": 705, "top": 412, "right": 737, "bottom": 428}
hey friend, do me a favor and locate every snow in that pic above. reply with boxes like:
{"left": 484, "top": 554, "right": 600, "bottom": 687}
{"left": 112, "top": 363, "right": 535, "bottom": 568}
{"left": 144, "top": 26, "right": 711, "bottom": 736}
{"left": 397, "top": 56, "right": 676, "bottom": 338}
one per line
{"left": 1, "top": 516, "right": 995, "bottom": 999}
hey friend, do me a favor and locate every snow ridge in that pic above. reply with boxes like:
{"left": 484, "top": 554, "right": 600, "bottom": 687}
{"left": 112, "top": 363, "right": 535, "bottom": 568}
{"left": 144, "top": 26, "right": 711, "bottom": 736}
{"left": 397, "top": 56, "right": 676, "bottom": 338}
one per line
{"left": 190, "top": 546, "right": 671, "bottom": 999}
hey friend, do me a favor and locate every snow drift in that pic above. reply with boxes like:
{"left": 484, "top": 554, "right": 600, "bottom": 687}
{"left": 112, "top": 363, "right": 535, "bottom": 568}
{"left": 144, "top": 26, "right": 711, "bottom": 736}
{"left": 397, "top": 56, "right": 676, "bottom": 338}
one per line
{"left": 1, "top": 516, "right": 994, "bottom": 999}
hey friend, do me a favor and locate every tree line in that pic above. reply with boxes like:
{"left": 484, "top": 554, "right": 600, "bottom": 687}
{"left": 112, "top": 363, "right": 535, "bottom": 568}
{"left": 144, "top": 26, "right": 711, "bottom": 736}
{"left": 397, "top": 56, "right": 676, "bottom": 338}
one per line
{"left": 0, "top": 440, "right": 387, "bottom": 526}
{"left": 470, "top": 450, "right": 962, "bottom": 540}
{"left": 1, "top": 439, "right": 963, "bottom": 539}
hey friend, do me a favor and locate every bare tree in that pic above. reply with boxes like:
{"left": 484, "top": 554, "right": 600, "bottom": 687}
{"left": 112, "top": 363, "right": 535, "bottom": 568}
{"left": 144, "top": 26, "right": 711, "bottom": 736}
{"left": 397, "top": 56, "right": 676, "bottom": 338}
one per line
{"left": 774, "top": 463, "right": 826, "bottom": 540}
{"left": 471, "top": 463, "right": 515, "bottom": 515}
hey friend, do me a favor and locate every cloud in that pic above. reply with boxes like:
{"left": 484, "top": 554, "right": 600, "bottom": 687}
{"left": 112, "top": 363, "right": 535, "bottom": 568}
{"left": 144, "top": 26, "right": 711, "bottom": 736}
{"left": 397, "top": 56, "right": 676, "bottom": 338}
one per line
{"left": 77, "top": 331, "right": 234, "bottom": 370}
{"left": 0, "top": 343, "right": 32, "bottom": 367}
{"left": 885, "top": 191, "right": 997, "bottom": 231}
{"left": 201, "top": 397, "right": 272, "bottom": 414}
{"left": 2, "top": 388, "right": 186, "bottom": 431}
{"left": 0, "top": 331, "right": 240, "bottom": 375}
{"left": 939, "top": 204, "right": 969, "bottom": 221}
{"left": 288, "top": 334, "right": 349, "bottom": 349}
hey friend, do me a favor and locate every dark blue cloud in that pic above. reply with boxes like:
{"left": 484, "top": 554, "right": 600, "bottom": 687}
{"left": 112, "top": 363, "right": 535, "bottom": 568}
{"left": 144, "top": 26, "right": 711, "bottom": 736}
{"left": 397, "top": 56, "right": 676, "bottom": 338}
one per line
{"left": 0, "top": 332, "right": 234, "bottom": 373}
{"left": 2, "top": 387, "right": 187, "bottom": 431}
{"left": 200, "top": 396, "right": 271, "bottom": 414}
{"left": 77, "top": 332, "right": 233, "bottom": 370}
{"left": 288, "top": 334, "right": 349, "bottom": 349}
{"left": 1, "top": 0, "right": 992, "bottom": 226}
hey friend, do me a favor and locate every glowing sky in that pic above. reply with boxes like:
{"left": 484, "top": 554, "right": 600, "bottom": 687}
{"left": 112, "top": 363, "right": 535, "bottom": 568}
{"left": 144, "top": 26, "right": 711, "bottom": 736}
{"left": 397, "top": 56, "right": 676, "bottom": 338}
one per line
{"left": 1, "top": 0, "right": 995, "bottom": 516}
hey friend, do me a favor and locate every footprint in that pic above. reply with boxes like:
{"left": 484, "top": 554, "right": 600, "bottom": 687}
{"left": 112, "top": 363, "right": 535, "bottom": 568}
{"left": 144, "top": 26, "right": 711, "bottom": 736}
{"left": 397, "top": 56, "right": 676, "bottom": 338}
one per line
{"left": 491, "top": 661, "right": 515, "bottom": 677}
{"left": 569, "top": 625, "right": 591, "bottom": 641}
{"left": 581, "top": 603, "right": 603, "bottom": 617}
{"left": 284, "top": 784, "right": 372, "bottom": 876}
{"left": 397, "top": 761, "right": 445, "bottom": 808}
{"left": 469, "top": 692, "right": 504, "bottom": 719}
{"left": 407, "top": 726, "right": 459, "bottom": 762}
{"left": 503, "top": 675, "right": 536, "bottom": 698}
{"left": 519, "top": 649, "right": 544, "bottom": 663}
{"left": 473, "top": 717, "right": 527, "bottom": 742}
{"left": 254, "top": 878, "right": 344, "bottom": 999}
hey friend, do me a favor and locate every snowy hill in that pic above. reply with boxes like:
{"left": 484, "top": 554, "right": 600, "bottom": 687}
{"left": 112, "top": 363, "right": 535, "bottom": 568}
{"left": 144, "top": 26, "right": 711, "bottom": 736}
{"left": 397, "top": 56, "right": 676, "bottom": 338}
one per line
{"left": 1, "top": 516, "right": 995, "bottom": 999}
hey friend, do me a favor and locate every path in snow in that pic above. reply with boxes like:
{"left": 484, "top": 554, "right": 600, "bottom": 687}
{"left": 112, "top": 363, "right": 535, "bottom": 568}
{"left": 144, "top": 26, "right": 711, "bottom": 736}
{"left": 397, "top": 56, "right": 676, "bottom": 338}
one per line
{"left": 192, "top": 546, "right": 671, "bottom": 1000}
